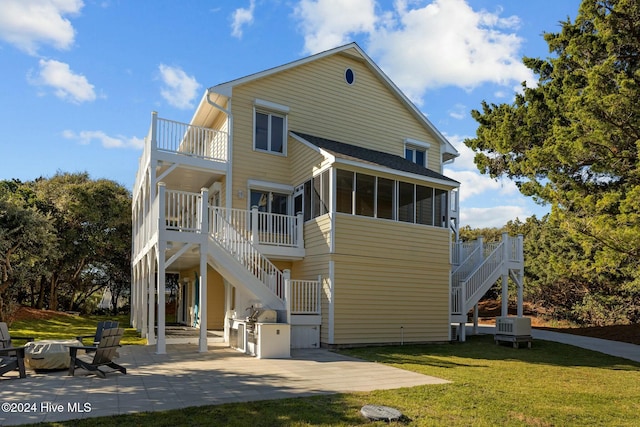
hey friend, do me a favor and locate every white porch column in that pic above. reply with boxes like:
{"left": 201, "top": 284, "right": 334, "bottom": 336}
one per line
{"left": 146, "top": 251, "right": 154, "bottom": 343}
{"left": 198, "top": 187, "right": 209, "bottom": 352}
{"left": 156, "top": 241, "right": 166, "bottom": 354}
{"left": 501, "top": 232, "right": 509, "bottom": 318}
{"left": 223, "top": 281, "right": 233, "bottom": 343}
{"left": 472, "top": 304, "right": 479, "bottom": 335}
{"left": 251, "top": 206, "right": 259, "bottom": 244}
{"left": 283, "top": 269, "right": 292, "bottom": 325}
{"left": 517, "top": 234, "right": 524, "bottom": 317}
{"left": 296, "top": 213, "right": 304, "bottom": 249}
{"left": 459, "top": 279, "right": 466, "bottom": 342}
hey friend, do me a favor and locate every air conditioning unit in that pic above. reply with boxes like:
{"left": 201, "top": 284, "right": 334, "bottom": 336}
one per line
{"left": 496, "top": 316, "right": 531, "bottom": 336}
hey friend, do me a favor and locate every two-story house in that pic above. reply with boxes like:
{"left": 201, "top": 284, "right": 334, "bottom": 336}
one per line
{"left": 130, "top": 42, "right": 524, "bottom": 355}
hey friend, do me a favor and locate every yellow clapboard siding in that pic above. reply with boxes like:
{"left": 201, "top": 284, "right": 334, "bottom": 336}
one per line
{"left": 329, "top": 214, "right": 451, "bottom": 344}
{"left": 229, "top": 53, "right": 445, "bottom": 195}
{"left": 333, "top": 214, "right": 450, "bottom": 262}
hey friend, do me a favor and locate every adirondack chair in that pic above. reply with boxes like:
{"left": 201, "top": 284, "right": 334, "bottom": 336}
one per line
{"left": 76, "top": 320, "right": 119, "bottom": 347}
{"left": 68, "top": 327, "right": 126, "bottom": 378}
{"left": 0, "top": 322, "right": 34, "bottom": 348}
{"left": 0, "top": 345, "right": 26, "bottom": 379}
{"left": 0, "top": 322, "right": 31, "bottom": 379}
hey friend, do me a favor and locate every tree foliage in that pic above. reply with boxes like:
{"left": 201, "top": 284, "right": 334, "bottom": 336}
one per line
{"left": 465, "top": 0, "right": 640, "bottom": 293}
{"left": 0, "top": 173, "right": 131, "bottom": 321}
{"left": 463, "top": 216, "right": 640, "bottom": 325}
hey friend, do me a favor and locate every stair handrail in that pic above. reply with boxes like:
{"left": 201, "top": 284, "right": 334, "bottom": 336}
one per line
{"left": 451, "top": 243, "right": 482, "bottom": 286}
{"left": 462, "top": 241, "right": 505, "bottom": 307}
{"left": 209, "top": 207, "right": 285, "bottom": 300}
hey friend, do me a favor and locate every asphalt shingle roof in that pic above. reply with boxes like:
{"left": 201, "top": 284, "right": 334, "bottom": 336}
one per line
{"left": 291, "top": 131, "right": 459, "bottom": 184}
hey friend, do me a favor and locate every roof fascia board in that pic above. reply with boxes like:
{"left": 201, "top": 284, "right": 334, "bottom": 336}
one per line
{"left": 353, "top": 48, "right": 459, "bottom": 160}
{"left": 290, "top": 131, "right": 336, "bottom": 163}
{"left": 207, "top": 42, "right": 458, "bottom": 159}
{"left": 209, "top": 43, "right": 363, "bottom": 96}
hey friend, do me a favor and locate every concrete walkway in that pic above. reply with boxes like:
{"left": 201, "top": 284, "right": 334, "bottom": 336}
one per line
{"left": 0, "top": 344, "right": 448, "bottom": 426}
{"left": 466, "top": 324, "right": 640, "bottom": 363}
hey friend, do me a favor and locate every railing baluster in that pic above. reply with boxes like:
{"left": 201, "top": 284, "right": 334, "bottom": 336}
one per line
{"left": 154, "top": 117, "right": 228, "bottom": 161}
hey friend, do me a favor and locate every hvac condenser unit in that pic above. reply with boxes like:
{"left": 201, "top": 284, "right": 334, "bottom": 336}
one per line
{"left": 496, "top": 316, "right": 531, "bottom": 336}
{"left": 495, "top": 316, "right": 533, "bottom": 348}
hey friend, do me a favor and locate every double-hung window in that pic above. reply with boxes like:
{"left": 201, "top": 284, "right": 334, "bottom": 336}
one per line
{"left": 254, "top": 99, "right": 289, "bottom": 155}
{"left": 404, "top": 138, "right": 430, "bottom": 168}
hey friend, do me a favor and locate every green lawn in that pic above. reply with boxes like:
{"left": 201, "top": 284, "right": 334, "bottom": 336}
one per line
{"left": 11, "top": 314, "right": 640, "bottom": 426}
{"left": 10, "top": 313, "right": 146, "bottom": 346}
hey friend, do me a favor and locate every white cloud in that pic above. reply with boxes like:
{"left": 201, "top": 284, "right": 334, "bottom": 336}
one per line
{"left": 448, "top": 103, "right": 467, "bottom": 120}
{"left": 30, "top": 59, "right": 96, "bottom": 103}
{"left": 444, "top": 134, "right": 519, "bottom": 202}
{"left": 158, "top": 64, "right": 200, "bottom": 110}
{"left": 444, "top": 134, "right": 478, "bottom": 171}
{"left": 231, "top": 0, "right": 256, "bottom": 38}
{"left": 294, "top": 0, "right": 377, "bottom": 53}
{"left": 0, "top": 0, "right": 84, "bottom": 55}
{"left": 293, "top": 0, "right": 535, "bottom": 102}
{"left": 63, "top": 130, "right": 144, "bottom": 149}
{"left": 369, "top": 0, "right": 534, "bottom": 101}
{"left": 460, "top": 206, "right": 528, "bottom": 228}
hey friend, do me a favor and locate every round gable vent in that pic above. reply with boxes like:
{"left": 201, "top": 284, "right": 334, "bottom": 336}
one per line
{"left": 345, "top": 68, "right": 355, "bottom": 85}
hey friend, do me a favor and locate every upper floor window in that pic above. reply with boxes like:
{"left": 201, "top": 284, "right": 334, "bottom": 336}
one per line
{"left": 254, "top": 99, "right": 289, "bottom": 155}
{"left": 255, "top": 111, "right": 285, "bottom": 154}
{"left": 404, "top": 138, "right": 430, "bottom": 168}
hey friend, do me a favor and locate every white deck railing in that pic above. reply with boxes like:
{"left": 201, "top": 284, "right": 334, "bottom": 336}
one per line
{"left": 210, "top": 206, "right": 302, "bottom": 248}
{"left": 210, "top": 207, "right": 286, "bottom": 299}
{"left": 155, "top": 116, "right": 228, "bottom": 161}
{"left": 451, "top": 234, "right": 523, "bottom": 316}
{"left": 165, "top": 190, "right": 202, "bottom": 231}
{"left": 139, "top": 187, "right": 317, "bottom": 314}
{"left": 288, "top": 279, "right": 321, "bottom": 315}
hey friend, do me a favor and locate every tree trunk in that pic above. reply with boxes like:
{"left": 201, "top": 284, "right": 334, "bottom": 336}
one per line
{"left": 49, "top": 273, "right": 58, "bottom": 311}
{"left": 36, "top": 275, "right": 46, "bottom": 309}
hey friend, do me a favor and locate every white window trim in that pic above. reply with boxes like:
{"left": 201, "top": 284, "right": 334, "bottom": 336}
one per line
{"left": 247, "top": 179, "right": 294, "bottom": 194}
{"left": 404, "top": 138, "right": 430, "bottom": 167}
{"left": 253, "top": 106, "right": 288, "bottom": 156}
{"left": 254, "top": 98, "right": 290, "bottom": 114}
{"left": 247, "top": 181, "right": 294, "bottom": 215}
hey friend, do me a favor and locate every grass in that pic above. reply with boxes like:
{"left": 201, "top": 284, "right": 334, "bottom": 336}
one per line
{"left": 10, "top": 313, "right": 146, "bottom": 346}
{"left": 9, "top": 314, "right": 640, "bottom": 426}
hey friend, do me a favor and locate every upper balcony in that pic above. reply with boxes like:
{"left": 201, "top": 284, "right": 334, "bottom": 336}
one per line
{"left": 134, "top": 113, "right": 229, "bottom": 195}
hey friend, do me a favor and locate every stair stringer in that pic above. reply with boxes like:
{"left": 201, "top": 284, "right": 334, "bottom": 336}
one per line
{"left": 207, "top": 237, "right": 285, "bottom": 310}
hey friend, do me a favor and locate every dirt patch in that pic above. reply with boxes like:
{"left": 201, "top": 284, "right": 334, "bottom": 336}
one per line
{"left": 12, "top": 306, "right": 78, "bottom": 322}
{"left": 476, "top": 300, "right": 640, "bottom": 346}
{"left": 536, "top": 324, "right": 640, "bottom": 346}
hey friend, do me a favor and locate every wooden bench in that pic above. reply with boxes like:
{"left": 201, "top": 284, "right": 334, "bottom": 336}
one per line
{"left": 68, "top": 327, "right": 126, "bottom": 378}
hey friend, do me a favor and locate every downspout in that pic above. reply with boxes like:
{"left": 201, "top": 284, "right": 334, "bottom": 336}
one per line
{"left": 206, "top": 89, "right": 233, "bottom": 213}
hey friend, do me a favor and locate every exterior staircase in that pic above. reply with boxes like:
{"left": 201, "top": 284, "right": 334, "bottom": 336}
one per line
{"left": 208, "top": 208, "right": 286, "bottom": 310}
{"left": 451, "top": 233, "right": 524, "bottom": 341}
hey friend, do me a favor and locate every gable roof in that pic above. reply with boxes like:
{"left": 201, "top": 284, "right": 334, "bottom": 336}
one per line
{"left": 291, "top": 131, "right": 459, "bottom": 187}
{"left": 195, "top": 42, "right": 459, "bottom": 163}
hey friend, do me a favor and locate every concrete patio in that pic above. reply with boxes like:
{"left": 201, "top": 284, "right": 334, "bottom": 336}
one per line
{"left": 0, "top": 343, "right": 448, "bottom": 425}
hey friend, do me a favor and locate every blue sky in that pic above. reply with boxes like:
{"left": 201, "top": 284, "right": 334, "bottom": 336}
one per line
{"left": 0, "top": 0, "right": 583, "bottom": 228}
